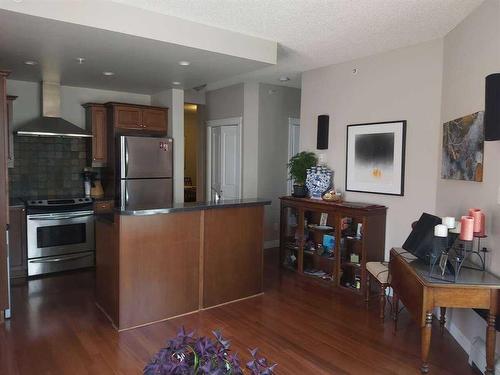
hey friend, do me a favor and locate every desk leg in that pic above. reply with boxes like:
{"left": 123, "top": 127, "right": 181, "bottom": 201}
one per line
{"left": 439, "top": 307, "right": 446, "bottom": 335}
{"left": 485, "top": 312, "right": 496, "bottom": 375}
{"left": 392, "top": 293, "right": 399, "bottom": 332}
{"left": 420, "top": 311, "right": 432, "bottom": 374}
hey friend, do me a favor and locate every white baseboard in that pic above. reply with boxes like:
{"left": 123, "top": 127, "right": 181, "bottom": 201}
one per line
{"left": 264, "top": 240, "right": 279, "bottom": 249}
{"left": 447, "top": 320, "right": 472, "bottom": 356}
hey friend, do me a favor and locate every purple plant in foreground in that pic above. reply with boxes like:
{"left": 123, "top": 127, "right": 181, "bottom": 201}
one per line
{"left": 144, "top": 327, "right": 276, "bottom": 375}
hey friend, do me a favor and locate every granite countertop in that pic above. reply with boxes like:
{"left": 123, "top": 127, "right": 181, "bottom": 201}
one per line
{"left": 118, "top": 198, "right": 271, "bottom": 216}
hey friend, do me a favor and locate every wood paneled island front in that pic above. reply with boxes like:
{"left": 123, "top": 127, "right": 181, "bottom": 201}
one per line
{"left": 95, "top": 199, "right": 270, "bottom": 331}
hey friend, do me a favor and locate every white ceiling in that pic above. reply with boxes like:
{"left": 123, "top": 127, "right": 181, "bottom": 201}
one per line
{"left": 112, "top": 0, "right": 483, "bottom": 89}
{"left": 0, "top": 8, "right": 271, "bottom": 94}
{"left": 0, "top": 0, "right": 483, "bottom": 93}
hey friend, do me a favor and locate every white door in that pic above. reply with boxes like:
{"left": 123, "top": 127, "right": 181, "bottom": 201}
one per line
{"left": 287, "top": 118, "right": 300, "bottom": 194}
{"left": 208, "top": 118, "right": 242, "bottom": 200}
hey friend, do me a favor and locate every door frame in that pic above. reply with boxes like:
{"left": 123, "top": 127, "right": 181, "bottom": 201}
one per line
{"left": 206, "top": 117, "right": 243, "bottom": 200}
{"left": 287, "top": 117, "right": 300, "bottom": 194}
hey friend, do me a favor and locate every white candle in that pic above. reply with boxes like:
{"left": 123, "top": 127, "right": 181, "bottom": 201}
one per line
{"left": 442, "top": 217, "right": 456, "bottom": 229}
{"left": 434, "top": 224, "right": 448, "bottom": 237}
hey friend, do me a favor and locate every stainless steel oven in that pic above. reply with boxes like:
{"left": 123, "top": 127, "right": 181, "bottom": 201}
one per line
{"left": 26, "top": 198, "right": 95, "bottom": 276}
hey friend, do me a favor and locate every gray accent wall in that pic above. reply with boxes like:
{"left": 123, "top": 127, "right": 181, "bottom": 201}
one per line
{"left": 206, "top": 83, "right": 244, "bottom": 120}
{"left": 258, "top": 84, "right": 301, "bottom": 242}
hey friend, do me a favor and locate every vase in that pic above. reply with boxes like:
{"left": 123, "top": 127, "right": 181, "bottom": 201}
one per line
{"left": 305, "top": 166, "right": 333, "bottom": 199}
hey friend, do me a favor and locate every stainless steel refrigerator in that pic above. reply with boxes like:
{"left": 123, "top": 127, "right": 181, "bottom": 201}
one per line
{"left": 118, "top": 136, "right": 173, "bottom": 209}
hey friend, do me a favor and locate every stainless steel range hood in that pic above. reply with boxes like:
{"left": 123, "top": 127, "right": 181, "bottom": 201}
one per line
{"left": 16, "top": 82, "right": 92, "bottom": 138}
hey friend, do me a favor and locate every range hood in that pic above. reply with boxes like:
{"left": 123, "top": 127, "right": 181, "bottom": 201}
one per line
{"left": 16, "top": 82, "right": 92, "bottom": 138}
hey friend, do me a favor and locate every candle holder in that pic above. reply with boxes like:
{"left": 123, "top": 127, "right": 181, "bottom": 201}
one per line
{"left": 429, "top": 236, "right": 448, "bottom": 276}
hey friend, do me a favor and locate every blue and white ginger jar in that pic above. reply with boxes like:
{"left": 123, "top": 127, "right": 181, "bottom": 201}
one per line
{"left": 306, "top": 166, "right": 333, "bottom": 199}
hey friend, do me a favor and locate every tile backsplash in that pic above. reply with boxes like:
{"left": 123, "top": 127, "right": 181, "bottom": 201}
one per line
{"left": 9, "top": 136, "right": 88, "bottom": 199}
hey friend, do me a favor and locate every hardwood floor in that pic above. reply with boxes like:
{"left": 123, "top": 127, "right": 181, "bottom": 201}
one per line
{"left": 0, "top": 249, "right": 478, "bottom": 375}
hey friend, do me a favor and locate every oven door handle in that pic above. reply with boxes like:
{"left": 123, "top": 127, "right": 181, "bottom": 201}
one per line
{"left": 29, "top": 253, "right": 92, "bottom": 263}
{"left": 28, "top": 213, "right": 94, "bottom": 221}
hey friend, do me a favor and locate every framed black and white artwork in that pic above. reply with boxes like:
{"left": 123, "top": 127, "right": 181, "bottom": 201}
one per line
{"left": 345, "top": 120, "right": 406, "bottom": 196}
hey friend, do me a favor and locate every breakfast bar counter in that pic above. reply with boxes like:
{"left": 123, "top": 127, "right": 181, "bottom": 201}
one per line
{"left": 95, "top": 199, "right": 270, "bottom": 331}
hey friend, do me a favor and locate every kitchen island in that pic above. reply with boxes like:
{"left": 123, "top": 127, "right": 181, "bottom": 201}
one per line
{"left": 95, "top": 199, "right": 270, "bottom": 331}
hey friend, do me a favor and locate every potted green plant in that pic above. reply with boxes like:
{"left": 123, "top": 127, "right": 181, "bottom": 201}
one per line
{"left": 287, "top": 151, "right": 318, "bottom": 197}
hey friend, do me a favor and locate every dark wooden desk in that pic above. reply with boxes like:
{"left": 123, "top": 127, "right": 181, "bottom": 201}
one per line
{"left": 390, "top": 247, "right": 500, "bottom": 374}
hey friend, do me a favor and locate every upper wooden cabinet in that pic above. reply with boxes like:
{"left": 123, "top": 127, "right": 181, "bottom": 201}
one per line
{"left": 83, "top": 103, "right": 107, "bottom": 167}
{"left": 142, "top": 108, "right": 168, "bottom": 131}
{"left": 106, "top": 103, "right": 168, "bottom": 133}
{"left": 113, "top": 105, "right": 142, "bottom": 130}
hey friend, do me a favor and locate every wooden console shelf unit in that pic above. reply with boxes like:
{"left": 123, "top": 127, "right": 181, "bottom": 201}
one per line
{"left": 280, "top": 196, "right": 387, "bottom": 295}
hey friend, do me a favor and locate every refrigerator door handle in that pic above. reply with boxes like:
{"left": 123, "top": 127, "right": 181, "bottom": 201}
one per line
{"left": 125, "top": 138, "right": 129, "bottom": 177}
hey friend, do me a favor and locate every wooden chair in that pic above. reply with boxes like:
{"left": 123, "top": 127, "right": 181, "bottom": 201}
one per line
{"left": 365, "top": 261, "right": 390, "bottom": 320}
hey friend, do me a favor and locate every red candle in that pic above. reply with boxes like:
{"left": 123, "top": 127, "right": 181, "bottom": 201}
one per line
{"left": 460, "top": 216, "right": 474, "bottom": 241}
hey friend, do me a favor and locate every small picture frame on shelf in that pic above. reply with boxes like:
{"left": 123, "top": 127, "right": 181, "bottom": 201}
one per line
{"left": 356, "top": 223, "right": 363, "bottom": 239}
{"left": 439, "top": 253, "right": 448, "bottom": 276}
{"left": 320, "top": 213, "right": 328, "bottom": 227}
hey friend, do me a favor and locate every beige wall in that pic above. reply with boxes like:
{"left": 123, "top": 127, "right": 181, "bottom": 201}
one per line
{"left": 436, "top": 0, "right": 500, "bottom": 354}
{"left": 300, "top": 39, "right": 444, "bottom": 254}
{"left": 258, "top": 84, "right": 301, "bottom": 244}
{"left": 184, "top": 106, "right": 198, "bottom": 186}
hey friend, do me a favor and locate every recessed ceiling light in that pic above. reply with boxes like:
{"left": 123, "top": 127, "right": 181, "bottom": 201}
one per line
{"left": 279, "top": 76, "right": 290, "bottom": 82}
{"left": 172, "top": 81, "right": 181, "bottom": 85}
{"left": 24, "top": 60, "right": 38, "bottom": 66}
{"left": 103, "top": 71, "right": 115, "bottom": 76}
{"left": 178, "top": 61, "right": 191, "bottom": 66}
{"left": 76, "top": 57, "right": 86, "bottom": 64}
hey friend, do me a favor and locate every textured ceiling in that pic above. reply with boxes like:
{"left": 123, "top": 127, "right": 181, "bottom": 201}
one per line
{"left": 112, "top": 0, "right": 483, "bottom": 88}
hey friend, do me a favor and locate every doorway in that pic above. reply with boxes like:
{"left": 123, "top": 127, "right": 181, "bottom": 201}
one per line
{"left": 184, "top": 103, "right": 203, "bottom": 202}
{"left": 206, "top": 117, "right": 242, "bottom": 201}
{"left": 287, "top": 117, "right": 300, "bottom": 194}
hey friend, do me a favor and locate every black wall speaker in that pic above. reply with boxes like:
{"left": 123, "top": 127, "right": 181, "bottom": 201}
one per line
{"left": 485, "top": 73, "right": 500, "bottom": 141}
{"left": 317, "top": 114, "right": 329, "bottom": 150}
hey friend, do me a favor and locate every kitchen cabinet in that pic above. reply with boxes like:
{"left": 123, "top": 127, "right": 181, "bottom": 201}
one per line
{"left": 93, "top": 199, "right": 114, "bottom": 214}
{"left": 112, "top": 105, "right": 142, "bottom": 130}
{"left": 6, "top": 96, "right": 16, "bottom": 168}
{"left": 83, "top": 103, "right": 107, "bottom": 166}
{"left": 8, "top": 206, "right": 26, "bottom": 278}
{"left": 107, "top": 103, "right": 168, "bottom": 133}
{"left": 142, "top": 108, "right": 168, "bottom": 131}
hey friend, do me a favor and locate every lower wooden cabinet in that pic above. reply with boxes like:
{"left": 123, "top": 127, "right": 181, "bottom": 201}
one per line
{"left": 8, "top": 206, "right": 27, "bottom": 278}
{"left": 93, "top": 200, "right": 114, "bottom": 214}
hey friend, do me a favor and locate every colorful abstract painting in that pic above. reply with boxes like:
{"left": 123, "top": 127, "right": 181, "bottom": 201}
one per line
{"left": 442, "top": 111, "right": 484, "bottom": 182}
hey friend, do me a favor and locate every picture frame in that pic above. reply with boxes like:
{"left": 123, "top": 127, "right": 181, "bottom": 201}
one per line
{"left": 345, "top": 120, "right": 406, "bottom": 196}
{"left": 319, "top": 213, "right": 328, "bottom": 226}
